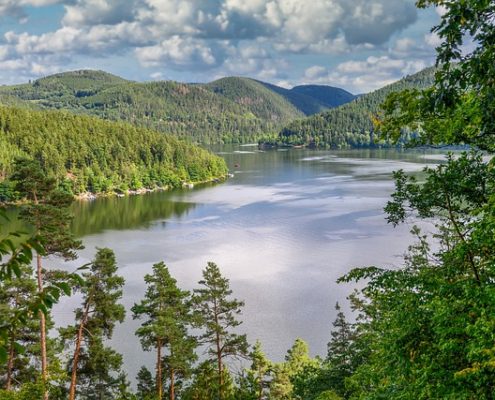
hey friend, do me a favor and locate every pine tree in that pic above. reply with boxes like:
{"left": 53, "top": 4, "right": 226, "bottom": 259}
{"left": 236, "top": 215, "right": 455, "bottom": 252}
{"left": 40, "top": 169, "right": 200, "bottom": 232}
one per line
{"left": 182, "top": 360, "right": 235, "bottom": 400}
{"left": 136, "top": 366, "right": 155, "bottom": 400}
{"left": 192, "top": 262, "right": 248, "bottom": 400}
{"left": 327, "top": 303, "right": 355, "bottom": 374}
{"left": 0, "top": 265, "right": 38, "bottom": 391}
{"left": 239, "top": 340, "right": 272, "bottom": 400}
{"left": 283, "top": 338, "right": 321, "bottom": 399}
{"left": 10, "top": 158, "right": 82, "bottom": 400}
{"left": 61, "top": 248, "right": 126, "bottom": 400}
{"left": 269, "top": 364, "right": 292, "bottom": 400}
{"left": 324, "top": 302, "right": 357, "bottom": 397}
{"left": 132, "top": 262, "right": 196, "bottom": 400}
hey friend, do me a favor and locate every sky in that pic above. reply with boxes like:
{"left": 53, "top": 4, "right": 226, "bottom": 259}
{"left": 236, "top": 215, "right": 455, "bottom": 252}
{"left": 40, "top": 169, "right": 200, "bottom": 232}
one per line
{"left": 0, "top": 0, "right": 445, "bottom": 93}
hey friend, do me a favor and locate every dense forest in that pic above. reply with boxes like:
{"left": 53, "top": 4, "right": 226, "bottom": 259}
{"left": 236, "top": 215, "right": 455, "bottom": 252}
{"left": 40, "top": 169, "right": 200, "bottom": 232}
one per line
{"left": 0, "top": 72, "right": 354, "bottom": 145}
{"left": 1, "top": 0, "right": 495, "bottom": 399}
{"left": 274, "top": 67, "right": 436, "bottom": 148}
{"left": 0, "top": 105, "right": 228, "bottom": 200}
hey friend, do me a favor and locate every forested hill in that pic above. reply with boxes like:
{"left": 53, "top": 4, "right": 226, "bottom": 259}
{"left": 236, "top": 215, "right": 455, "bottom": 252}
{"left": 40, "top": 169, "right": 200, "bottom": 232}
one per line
{"left": 0, "top": 70, "right": 355, "bottom": 144}
{"left": 0, "top": 105, "right": 228, "bottom": 199}
{"left": 260, "top": 81, "right": 356, "bottom": 115}
{"left": 276, "top": 67, "right": 436, "bottom": 148}
{"left": 204, "top": 77, "right": 304, "bottom": 121}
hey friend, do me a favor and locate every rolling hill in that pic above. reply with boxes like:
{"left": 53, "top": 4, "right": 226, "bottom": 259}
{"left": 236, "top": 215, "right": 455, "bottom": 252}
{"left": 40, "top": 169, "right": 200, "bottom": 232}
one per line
{"left": 0, "top": 71, "right": 355, "bottom": 144}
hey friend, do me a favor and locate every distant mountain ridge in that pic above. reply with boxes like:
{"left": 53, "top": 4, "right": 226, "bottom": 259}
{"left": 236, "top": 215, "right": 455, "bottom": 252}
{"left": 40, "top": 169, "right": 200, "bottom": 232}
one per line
{"left": 0, "top": 70, "right": 355, "bottom": 144}
{"left": 260, "top": 82, "right": 356, "bottom": 115}
{"left": 276, "top": 67, "right": 437, "bottom": 148}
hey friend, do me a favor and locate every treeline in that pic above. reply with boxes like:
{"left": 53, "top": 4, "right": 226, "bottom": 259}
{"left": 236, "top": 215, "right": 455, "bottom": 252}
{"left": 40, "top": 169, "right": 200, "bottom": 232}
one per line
{"left": 0, "top": 105, "right": 228, "bottom": 200}
{"left": 274, "top": 67, "right": 436, "bottom": 148}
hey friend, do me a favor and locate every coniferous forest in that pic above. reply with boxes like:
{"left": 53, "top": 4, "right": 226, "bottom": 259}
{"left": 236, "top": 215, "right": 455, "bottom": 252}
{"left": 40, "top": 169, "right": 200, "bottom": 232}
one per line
{"left": 0, "top": 106, "right": 228, "bottom": 200}
{"left": 1, "top": 0, "right": 495, "bottom": 399}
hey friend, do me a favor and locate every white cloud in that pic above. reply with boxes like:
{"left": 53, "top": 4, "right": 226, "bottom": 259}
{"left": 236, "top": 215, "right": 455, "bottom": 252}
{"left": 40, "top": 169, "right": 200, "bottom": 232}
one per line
{"left": 135, "top": 36, "right": 222, "bottom": 69}
{"left": 9, "top": 0, "right": 419, "bottom": 59}
{"left": 304, "top": 65, "right": 327, "bottom": 80}
{"left": 0, "top": 0, "right": 434, "bottom": 86}
{"left": 340, "top": 0, "right": 417, "bottom": 45}
{"left": 149, "top": 71, "right": 166, "bottom": 80}
{"left": 424, "top": 32, "right": 442, "bottom": 48}
{"left": 62, "top": 0, "right": 138, "bottom": 27}
{"left": 302, "top": 54, "right": 429, "bottom": 93}
{"left": 0, "top": 0, "right": 64, "bottom": 19}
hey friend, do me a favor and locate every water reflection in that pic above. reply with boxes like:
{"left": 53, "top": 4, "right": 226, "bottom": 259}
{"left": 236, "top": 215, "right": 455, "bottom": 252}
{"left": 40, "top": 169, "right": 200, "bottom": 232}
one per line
{"left": 71, "top": 191, "right": 198, "bottom": 237}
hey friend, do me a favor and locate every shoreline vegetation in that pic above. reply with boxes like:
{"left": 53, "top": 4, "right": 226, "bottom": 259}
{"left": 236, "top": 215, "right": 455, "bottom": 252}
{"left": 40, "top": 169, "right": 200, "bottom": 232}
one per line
{"left": 74, "top": 174, "right": 230, "bottom": 201}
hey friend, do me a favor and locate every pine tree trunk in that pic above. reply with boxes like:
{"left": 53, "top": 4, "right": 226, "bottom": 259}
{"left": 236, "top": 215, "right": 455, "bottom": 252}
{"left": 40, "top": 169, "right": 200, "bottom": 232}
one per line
{"left": 217, "top": 349, "right": 223, "bottom": 400}
{"left": 69, "top": 302, "right": 90, "bottom": 400}
{"left": 33, "top": 193, "right": 49, "bottom": 400}
{"left": 169, "top": 368, "right": 175, "bottom": 400}
{"left": 37, "top": 253, "right": 49, "bottom": 400}
{"left": 214, "top": 303, "right": 223, "bottom": 400}
{"left": 5, "top": 336, "right": 15, "bottom": 390}
{"left": 257, "top": 371, "right": 263, "bottom": 400}
{"left": 157, "top": 338, "right": 163, "bottom": 400}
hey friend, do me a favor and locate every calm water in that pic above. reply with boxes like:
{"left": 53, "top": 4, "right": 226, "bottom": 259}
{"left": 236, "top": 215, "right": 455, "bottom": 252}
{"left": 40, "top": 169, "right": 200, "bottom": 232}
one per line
{"left": 32, "top": 146, "right": 443, "bottom": 379}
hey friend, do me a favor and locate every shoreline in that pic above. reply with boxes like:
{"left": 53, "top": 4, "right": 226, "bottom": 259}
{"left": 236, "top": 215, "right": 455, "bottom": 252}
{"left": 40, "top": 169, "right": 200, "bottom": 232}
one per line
{"left": 74, "top": 174, "right": 231, "bottom": 201}
{"left": 0, "top": 174, "right": 231, "bottom": 206}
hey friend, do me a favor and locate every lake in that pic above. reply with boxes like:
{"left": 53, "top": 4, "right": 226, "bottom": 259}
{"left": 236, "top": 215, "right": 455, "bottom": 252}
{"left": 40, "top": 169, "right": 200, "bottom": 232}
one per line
{"left": 47, "top": 146, "right": 441, "bottom": 379}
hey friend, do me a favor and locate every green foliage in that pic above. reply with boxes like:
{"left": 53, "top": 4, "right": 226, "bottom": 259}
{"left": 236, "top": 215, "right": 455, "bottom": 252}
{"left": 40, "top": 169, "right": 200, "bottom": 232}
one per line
{"left": 0, "top": 105, "right": 227, "bottom": 197}
{"left": 61, "top": 248, "right": 127, "bottom": 400}
{"left": 0, "top": 265, "right": 39, "bottom": 390}
{"left": 182, "top": 360, "right": 236, "bottom": 400}
{"left": 132, "top": 261, "right": 196, "bottom": 400}
{"left": 236, "top": 340, "right": 272, "bottom": 400}
{"left": 0, "top": 73, "right": 282, "bottom": 145}
{"left": 205, "top": 77, "right": 304, "bottom": 122}
{"left": 339, "top": 152, "right": 495, "bottom": 399}
{"left": 192, "top": 262, "right": 249, "bottom": 360}
{"left": 267, "top": 339, "right": 322, "bottom": 400}
{"left": 314, "top": 391, "right": 342, "bottom": 400}
{"left": 12, "top": 158, "right": 83, "bottom": 260}
{"left": 380, "top": 1, "right": 495, "bottom": 150}
{"left": 0, "top": 382, "right": 45, "bottom": 400}
{"left": 269, "top": 364, "right": 293, "bottom": 400}
{"left": 320, "top": 302, "right": 361, "bottom": 399}
{"left": 135, "top": 366, "right": 155, "bottom": 400}
{"left": 328, "top": 2, "right": 495, "bottom": 398}
{"left": 192, "top": 262, "right": 249, "bottom": 399}
{"left": 276, "top": 67, "right": 435, "bottom": 148}
{"left": 0, "top": 210, "right": 44, "bottom": 283}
